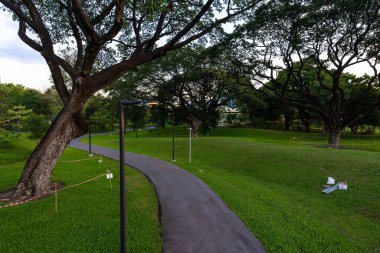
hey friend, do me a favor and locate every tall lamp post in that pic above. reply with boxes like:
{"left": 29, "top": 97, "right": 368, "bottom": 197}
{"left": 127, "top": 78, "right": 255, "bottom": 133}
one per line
{"left": 171, "top": 111, "right": 176, "bottom": 162}
{"left": 188, "top": 127, "right": 192, "bottom": 163}
{"left": 88, "top": 116, "right": 93, "bottom": 157}
{"left": 119, "top": 99, "right": 158, "bottom": 253}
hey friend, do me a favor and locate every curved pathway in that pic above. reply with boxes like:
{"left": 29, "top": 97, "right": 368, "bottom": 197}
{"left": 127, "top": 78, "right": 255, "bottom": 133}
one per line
{"left": 70, "top": 136, "right": 266, "bottom": 253}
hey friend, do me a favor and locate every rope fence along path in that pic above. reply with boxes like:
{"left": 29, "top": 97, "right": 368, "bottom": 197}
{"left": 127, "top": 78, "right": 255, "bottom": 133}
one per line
{"left": 0, "top": 173, "right": 107, "bottom": 209}
{"left": 0, "top": 156, "right": 99, "bottom": 169}
{"left": 0, "top": 155, "right": 107, "bottom": 210}
{"left": 0, "top": 161, "right": 25, "bottom": 168}
{"left": 59, "top": 157, "right": 99, "bottom": 163}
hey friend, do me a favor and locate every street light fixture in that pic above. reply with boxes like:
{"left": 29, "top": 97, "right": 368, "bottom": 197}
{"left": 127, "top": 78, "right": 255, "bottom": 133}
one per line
{"left": 118, "top": 99, "right": 158, "bottom": 253}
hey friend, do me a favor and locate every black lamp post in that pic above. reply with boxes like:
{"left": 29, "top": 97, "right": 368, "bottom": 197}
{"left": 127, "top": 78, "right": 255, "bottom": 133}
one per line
{"left": 88, "top": 117, "right": 92, "bottom": 156}
{"left": 119, "top": 99, "right": 158, "bottom": 253}
{"left": 171, "top": 111, "right": 176, "bottom": 162}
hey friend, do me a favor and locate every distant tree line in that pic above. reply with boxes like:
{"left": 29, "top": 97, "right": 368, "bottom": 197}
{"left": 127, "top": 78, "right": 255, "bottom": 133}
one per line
{"left": 2, "top": 44, "right": 380, "bottom": 143}
{"left": 0, "top": 83, "right": 62, "bottom": 142}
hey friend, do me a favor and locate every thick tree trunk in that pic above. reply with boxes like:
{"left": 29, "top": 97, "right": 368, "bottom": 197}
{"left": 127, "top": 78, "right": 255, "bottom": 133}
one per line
{"left": 284, "top": 116, "right": 291, "bottom": 131}
{"left": 321, "top": 124, "right": 326, "bottom": 139}
{"left": 187, "top": 117, "right": 200, "bottom": 137}
{"left": 301, "top": 119, "right": 311, "bottom": 132}
{"left": 1, "top": 97, "right": 86, "bottom": 200}
{"left": 191, "top": 126, "right": 198, "bottom": 137}
{"left": 327, "top": 128, "right": 342, "bottom": 148}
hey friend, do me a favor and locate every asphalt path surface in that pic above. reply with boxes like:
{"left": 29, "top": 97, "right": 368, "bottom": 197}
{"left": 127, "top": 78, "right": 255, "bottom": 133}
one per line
{"left": 70, "top": 136, "right": 266, "bottom": 253}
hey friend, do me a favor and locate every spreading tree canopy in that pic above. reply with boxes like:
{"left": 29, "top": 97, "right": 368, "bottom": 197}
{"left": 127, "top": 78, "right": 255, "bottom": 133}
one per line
{"left": 121, "top": 47, "right": 238, "bottom": 136}
{"left": 228, "top": 0, "right": 380, "bottom": 147}
{"left": 0, "top": 0, "right": 262, "bottom": 199}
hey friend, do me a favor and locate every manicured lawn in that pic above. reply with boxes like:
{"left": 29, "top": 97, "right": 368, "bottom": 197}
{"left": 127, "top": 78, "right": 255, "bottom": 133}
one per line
{"left": 86, "top": 128, "right": 380, "bottom": 253}
{"left": 0, "top": 139, "right": 161, "bottom": 252}
{"left": 211, "top": 128, "right": 380, "bottom": 151}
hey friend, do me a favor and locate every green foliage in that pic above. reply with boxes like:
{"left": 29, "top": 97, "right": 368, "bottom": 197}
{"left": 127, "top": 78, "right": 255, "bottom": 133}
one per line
{"left": 106, "top": 71, "right": 157, "bottom": 133}
{"left": 0, "top": 83, "right": 63, "bottom": 141}
{"left": 227, "top": 0, "right": 380, "bottom": 146}
{"left": 4, "top": 105, "right": 33, "bottom": 134}
{"left": 118, "top": 47, "right": 239, "bottom": 136}
{"left": 133, "top": 0, "right": 171, "bottom": 19}
{"left": 128, "top": 105, "right": 147, "bottom": 134}
{"left": 40, "top": 87, "right": 63, "bottom": 118}
{"left": 6, "top": 0, "right": 240, "bottom": 70}
{"left": 84, "top": 94, "right": 115, "bottom": 133}
{"left": 0, "top": 83, "right": 61, "bottom": 119}
{"left": 349, "top": 109, "right": 380, "bottom": 135}
{"left": 0, "top": 128, "right": 16, "bottom": 144}
{"left": 0, "top": 86, "right": 8, "bottom": 114}
{"left": 24, "top": 113, "right": 50, "bottom": 139}
{"left": 0, "top": 89, "right": 11, "bottom": 142}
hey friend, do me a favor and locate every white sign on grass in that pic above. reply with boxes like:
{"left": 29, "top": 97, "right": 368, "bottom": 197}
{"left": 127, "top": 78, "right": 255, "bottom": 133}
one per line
{"left": 106, "top": 173, "right": 113, "bottom": 179}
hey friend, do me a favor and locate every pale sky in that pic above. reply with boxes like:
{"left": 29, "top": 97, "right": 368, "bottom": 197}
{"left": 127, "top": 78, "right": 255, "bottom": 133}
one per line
{"left": 0, "top": 12, "right": 376, "bottom": 92}
{"left": 0, "top": 14, "right": 51, "bottom": 91}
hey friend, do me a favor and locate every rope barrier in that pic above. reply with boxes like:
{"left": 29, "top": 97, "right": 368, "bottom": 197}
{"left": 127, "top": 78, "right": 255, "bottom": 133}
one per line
{"left": 0, "top": 161, "right": 25, "bottom": 168}
{"left": 0, "top": 173, "right": 107, "bottom": 209}
{"left": 0, "top": 154, "right": 109, "bottom": 210}
{"left": 0, "top": 156, "right": 99, "bottom": 168}
{"left": 59, "top": 173, "right": 106, "bottom": 191}
{"left": 59, "top": 157, "right": 98, "bottom": 163}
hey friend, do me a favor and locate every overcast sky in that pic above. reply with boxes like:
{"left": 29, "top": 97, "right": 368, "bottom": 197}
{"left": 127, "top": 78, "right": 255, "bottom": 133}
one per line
{"left": 0, "top": 12, "right": 376, "bottom": 92}
{"left": 0, "top": 14, "right": 51, "bottom": 91}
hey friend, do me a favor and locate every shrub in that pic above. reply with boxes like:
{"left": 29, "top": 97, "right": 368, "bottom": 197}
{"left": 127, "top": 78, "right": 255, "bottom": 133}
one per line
{"left": 0, "top": 128, "right": 17, "bottom": 143}
{"left": 25, "top": 113, "right": 50, "bottom": 139}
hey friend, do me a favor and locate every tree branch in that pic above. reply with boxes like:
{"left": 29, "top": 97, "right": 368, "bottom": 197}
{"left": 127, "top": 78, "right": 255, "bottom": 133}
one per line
{"left": 0, "top": 0, "right": 38, "bottom": 31}
{"left": 17, "top": 19, "right": 43, "bottom": 52}
{"left": 100, "top": 0, "right": 125, "bottom": 42}
{"left": 58, "top": 1, "right": 83, "bottom": 72}
{"left": 166, "top": 1, "right": 261, "bottom": 50}
{"left": 91, "top": 1, "right": 116, "bottom": 26}
{"left": 71, "top": 0, "right": 100, "bottom": 43}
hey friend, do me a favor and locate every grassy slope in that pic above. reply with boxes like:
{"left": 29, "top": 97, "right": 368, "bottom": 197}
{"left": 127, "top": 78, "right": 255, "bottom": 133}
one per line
{"left": 87, "top": 128, "right": 380, "bottom": 253}
{"left": 0, "top": 139, "right": 161, "bottom": 253}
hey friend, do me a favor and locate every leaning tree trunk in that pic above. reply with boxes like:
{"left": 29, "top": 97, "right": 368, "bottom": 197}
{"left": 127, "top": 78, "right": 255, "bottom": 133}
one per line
{"left": 2, "top": 96, "right": 87, "bottom": 200}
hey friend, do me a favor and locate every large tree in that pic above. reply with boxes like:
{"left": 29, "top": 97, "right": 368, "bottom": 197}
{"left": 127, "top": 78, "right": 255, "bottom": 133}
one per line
{"left": 228, "top": 0, "right": 380, "bottom": 148}
{"left": 134, "top": 47, "right": 237, "bottom": 136}
{"left": 0, "top": 0, "right": 261, "bottom": 200}
{"left": 105, "top": 70, "right": 153, "bottom": 133}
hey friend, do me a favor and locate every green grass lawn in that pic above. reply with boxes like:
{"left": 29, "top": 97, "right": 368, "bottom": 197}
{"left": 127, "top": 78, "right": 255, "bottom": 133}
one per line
{"left": 0, "top": 138, "right": 161, "bottom": 252}
{"left": 86, "top": 128, "right": 380, "bottom": 253}
{"left": 211, "top": 128, "right": 380, "bottom": 151}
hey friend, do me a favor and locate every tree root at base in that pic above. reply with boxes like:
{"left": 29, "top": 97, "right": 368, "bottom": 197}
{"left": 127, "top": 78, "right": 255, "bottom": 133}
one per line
{"left": 0, "top": 182, "right": 64, "bottom": 204}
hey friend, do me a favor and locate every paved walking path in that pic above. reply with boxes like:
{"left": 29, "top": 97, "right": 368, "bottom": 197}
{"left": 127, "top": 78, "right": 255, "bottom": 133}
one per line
{"left": 70, "top": 136, "right": 266, "bottom": 253}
